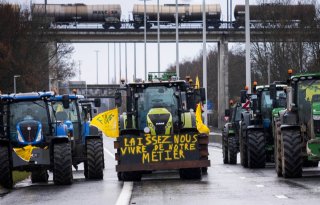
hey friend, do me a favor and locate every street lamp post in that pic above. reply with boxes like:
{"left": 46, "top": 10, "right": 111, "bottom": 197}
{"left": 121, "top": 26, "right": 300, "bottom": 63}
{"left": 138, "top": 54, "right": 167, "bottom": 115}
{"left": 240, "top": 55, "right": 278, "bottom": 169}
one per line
{"left": 157, "top": 0, "right": 160, "bottom": 75}
{"left": 175, "top": 0, "right": 179, "bottom": 78}
{"left": 202, "top": 0, "right": 208, "bottom": 125}
{"left": 94, "top": 50, "right": 100, "bottom": 84}
{"left": 245, "top": 0, "right": 251, "bottom": 93}
{"left": 13, "top": 75, "right": 21, "bottom": 93}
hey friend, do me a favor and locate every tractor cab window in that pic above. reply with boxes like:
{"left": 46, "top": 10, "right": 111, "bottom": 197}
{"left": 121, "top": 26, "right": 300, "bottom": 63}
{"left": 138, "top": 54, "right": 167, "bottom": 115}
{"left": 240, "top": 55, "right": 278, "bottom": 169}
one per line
{"left": 297, "top": 79, "right": 320, "bottom": 124}
{"left": 9, "top": 100, "right": 49, "bottom": 137}
{"left": 51, "top": 101, "right": 80, "bottom": 123}
{"left": 261, "top": 90, "right": 273, "bottom": 119}
{"left": 276, "top": 90, "right": 286, "bottom": 108}
{"left": 136, "top": 86, "right": 178, "bottom": 130}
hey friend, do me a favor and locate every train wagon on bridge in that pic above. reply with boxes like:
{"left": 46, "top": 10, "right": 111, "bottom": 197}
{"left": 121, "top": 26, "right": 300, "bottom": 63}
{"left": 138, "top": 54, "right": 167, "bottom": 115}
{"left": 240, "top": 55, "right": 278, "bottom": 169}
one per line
{"left": 233, "top": 4, "right": 316, "bottom": 28}
{"left": 32, "top": 3, "right": 122, "bottom": 29}
{"left": 132, "top": 4, "right": 221, "bottom": 29}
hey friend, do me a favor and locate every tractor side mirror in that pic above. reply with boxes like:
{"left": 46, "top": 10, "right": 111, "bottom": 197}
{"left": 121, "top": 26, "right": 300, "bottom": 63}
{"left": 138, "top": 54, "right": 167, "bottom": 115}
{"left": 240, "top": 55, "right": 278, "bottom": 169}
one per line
{"left": 115, "top": 92, "right": 122, "bottom": 107}
{"left": 225, "top": 109, "right": 230, "bottom": 117}
{"left": 200, "top": 88, "right": 206, "bottom": 103}
{"left": 94, "top": 98, "right": 101, "bottom": 107}
{"left": 240, "top": 90, "right": 247, "bottom": 103}
{"left": 270, "top": 84, "right": 277, "bottom": 101}
{"left": 62, "top": 95, "right": 70, "bottom": 109}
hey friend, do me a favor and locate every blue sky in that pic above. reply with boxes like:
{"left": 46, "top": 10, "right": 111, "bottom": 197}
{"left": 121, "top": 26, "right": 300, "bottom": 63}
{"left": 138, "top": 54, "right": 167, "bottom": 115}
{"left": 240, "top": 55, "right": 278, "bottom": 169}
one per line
{"left": 11, "top": 0, "right": 256, "bottom": 84}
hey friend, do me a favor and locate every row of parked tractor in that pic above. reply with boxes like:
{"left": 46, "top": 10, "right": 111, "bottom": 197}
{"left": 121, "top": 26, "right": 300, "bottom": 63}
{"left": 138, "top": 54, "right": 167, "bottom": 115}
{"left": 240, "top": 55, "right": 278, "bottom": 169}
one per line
{"left": 222, "top": 70, "right": 320, "bottom": 178}
{"left": 0, "top": 91, "right": 104, "bottom": 188}
{"left": 0, "top": 72, "right": 212, "bottom": 188}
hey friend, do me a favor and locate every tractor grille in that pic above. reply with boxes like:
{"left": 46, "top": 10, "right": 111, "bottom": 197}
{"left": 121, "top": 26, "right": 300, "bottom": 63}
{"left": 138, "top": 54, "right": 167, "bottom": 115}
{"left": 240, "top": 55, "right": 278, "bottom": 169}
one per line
{"left": 148, "top": 114, "right": 171, "bottom": 135}
{"left": 314, "top": 120, "right": 320, "bottom": 135}
{"left": 18, "top": 121, "right": 39, "bottom": 142}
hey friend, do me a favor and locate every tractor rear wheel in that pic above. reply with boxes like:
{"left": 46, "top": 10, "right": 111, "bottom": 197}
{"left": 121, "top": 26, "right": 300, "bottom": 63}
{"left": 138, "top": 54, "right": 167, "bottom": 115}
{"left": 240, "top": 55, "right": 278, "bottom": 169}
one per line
{"left": 53, "top": 142, "right": 73, "bottom": 185}
{"left": 0, "top": 145, "right": 13, "bottom": 189}
{"left": 31, "top": 168, "right": 49, "bottom": 183}
{"left": 274, "top": 118, "right": 283, "bottom": 177}
{"left": 86, "top": 138, "right": 104, "bottom": 180}
{"left": 228, "top": 136, "right": 237, "bottom": 164}
{"left": 222, "top": 135, "right": 229, "bottom": 164}
{"left": 281, "top": 129, "right": 302, "bottom": 178}
{"left": 240, "top": 123, "right": 248, "bottom": 168}
{"left": 121, "top": 172, "right": 142, "bottom": 181}
{"left": 179, "top": 168, "right": 202, "bottom": 180}
{"left": 247, "top": 130, "right": 266, "bottom": 168}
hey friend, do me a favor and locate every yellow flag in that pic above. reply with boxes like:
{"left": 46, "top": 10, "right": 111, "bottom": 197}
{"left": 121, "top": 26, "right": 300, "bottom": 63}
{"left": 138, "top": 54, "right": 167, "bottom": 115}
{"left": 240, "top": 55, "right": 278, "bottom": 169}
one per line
{"left": 195, "top": 76, "right": 200, "bottom": 89}
{"left": 195, "top": 103, "right": 210, "bottom": 135}
{"left": 13, "top": 145, "right": 38, "bottom": 162}
{"left": 90, "top": 107, "right": 119, "bottom": 138}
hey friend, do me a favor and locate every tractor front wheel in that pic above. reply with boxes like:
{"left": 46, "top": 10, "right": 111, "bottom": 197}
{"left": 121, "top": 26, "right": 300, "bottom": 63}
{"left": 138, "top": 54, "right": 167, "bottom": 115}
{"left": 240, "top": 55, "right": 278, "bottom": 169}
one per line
{"left": 0, "top": 145, "right": 13, "bottom": 189}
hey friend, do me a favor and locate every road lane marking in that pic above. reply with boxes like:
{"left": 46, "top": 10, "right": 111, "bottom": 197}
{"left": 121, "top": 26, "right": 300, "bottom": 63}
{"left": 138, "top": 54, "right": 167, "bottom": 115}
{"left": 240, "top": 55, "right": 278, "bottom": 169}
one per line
{"left": 275, "top": 195, "right": 288, "bottom": 199}
{"left": 256, "top": 184, "right": 265, "bottom": 188}
{"left": 104, "top": 148, "right": 114, "bottom": 158}
{"left": 115, "top": 182, "right": 133, "bottom": 205}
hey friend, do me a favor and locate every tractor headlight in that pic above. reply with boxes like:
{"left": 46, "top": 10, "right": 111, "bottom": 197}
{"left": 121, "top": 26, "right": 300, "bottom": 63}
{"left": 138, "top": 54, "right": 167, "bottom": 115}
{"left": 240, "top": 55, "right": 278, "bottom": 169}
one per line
{"left": 144, "top": 127, "right": 150, "bottom": 134}
{"left": 35, "top": 128, "right": 42, "bottom": 142}
{"left": 17, "top": 130, "right": 24, "bottom": 143}
{"left": 313, "top": 115, "right": 320, "bottom": 120}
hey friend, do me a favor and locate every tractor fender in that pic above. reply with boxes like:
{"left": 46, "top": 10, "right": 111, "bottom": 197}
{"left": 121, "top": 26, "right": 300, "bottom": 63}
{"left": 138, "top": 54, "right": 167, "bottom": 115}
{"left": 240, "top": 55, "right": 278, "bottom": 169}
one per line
{"left": 280, "top": 124, "right": 300, "bottom": 131}
{"left": 223, "top": 122, "right": 232, "bottom": 135}
{"left": 281, "top": 110, "right": 298, "bottom": 125}
{"left": 241, "top": 112, "right": 251, "bottom": 128}
{"left": 247, "top": 125, "right": 264, "bottom": 130}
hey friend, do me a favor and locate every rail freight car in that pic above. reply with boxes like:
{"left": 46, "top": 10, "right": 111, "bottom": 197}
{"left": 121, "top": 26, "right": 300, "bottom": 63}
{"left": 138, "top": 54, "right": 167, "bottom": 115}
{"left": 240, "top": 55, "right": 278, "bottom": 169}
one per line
{"left": 233, "top": 4, "right": 316, "bottom": 28}
{"left": 132, "top": 4, "right": 221, "bottom": 29}
{"left": 32, "top": 3, "right": 122, "bottom": 29}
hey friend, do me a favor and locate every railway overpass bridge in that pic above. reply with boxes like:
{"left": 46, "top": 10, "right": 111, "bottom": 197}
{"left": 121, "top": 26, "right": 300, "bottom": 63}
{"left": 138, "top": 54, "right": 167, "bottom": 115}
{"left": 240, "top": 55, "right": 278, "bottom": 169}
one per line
{"left": 47, "top": 27, "right": 320, "bottom": 128}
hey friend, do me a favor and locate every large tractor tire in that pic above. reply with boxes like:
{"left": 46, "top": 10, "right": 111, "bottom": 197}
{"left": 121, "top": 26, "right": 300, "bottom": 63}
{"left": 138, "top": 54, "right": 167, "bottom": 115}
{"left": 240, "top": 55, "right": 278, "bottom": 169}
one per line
{"left": 240, "top": 125, "right": 248, "bottom": 168}
{"left": 222, "top": 135, "right": 229, "bottom": 164}
{"left": 281, "top": 129, "right": 302, "bottom": 178}
{"left": 31, "top": 168, "right": 49, "bottom": 183}
{"left": 303, "top": 160, "right": 319, "bottom": 167}
{"left": 53, "top": 142, "right": 73, "bottom": 185}
{"left": 121, "top": 172, "right": 142, "bottom": 181}
{"left": 247, "top": 130, "right": 266, "bottom": 168}
{"left": 274, "top": 118, "right": 283, "bottom": 177}
{"left": 0, "top": 145, "right": 13, "bottom": 189}
{"left": 228, "top": 136, "right": 238, "bottom": 165}
{"left": 179, "top": 168, "right": 202, "bottom": 180}
{"left": 85, "top": 138, "right": 104, "bottom": 180}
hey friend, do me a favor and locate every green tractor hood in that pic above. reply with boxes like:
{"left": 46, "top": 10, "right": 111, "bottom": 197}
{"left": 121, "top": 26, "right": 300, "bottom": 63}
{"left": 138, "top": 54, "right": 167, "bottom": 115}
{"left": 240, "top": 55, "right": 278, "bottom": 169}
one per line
{"left": 147, "top": 108, "right": 173, "bottom": 135}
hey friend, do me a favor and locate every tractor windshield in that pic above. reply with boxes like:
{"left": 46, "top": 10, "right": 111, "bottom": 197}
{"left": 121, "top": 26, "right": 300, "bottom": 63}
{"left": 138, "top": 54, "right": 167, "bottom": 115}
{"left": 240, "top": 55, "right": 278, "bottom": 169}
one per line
{"left": 261, "top": 90, "right": 286, "bottom": 119}
{"left": 296, "top": 79, "right": 320, "bottom": 123}
{"left": 51, "top": 100, "right": 80, "bottom": 123}
{"left": 261, "top": 90, "right": 273, "bottom": 119}
{"left": 136, "top": 86, "right": 178, "bottom": 130}
{"left": 9, "top": 100, "right": 49, "bottom": 137}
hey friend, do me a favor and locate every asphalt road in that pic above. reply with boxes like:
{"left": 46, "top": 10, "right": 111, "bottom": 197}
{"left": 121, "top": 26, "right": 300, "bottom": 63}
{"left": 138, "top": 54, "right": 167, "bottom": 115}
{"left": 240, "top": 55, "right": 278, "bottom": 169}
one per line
{"left": 1, "top": 138, "right": 320, "bottom": 205}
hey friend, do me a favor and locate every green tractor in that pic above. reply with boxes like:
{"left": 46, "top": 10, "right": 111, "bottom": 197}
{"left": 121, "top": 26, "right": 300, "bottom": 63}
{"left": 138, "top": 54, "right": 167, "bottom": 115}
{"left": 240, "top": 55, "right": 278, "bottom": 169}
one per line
{"left": 239, "top": 82, "right": 287, "bottom": 168}
{"left": 114, "top": 73, "right": 210, "bottom": 181}
{"left": 272, "top": 71, "right": 320, "bottom": 178}
{"left": 222, "top": 102, "right": 245, "bottom": 165}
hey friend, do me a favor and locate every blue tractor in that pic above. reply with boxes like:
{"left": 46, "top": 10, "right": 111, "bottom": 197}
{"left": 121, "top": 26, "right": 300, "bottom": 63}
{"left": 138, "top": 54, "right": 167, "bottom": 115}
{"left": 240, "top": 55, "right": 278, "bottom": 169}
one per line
{"left": 0, "top": 92, "right": 73, "bottom": 188}
{"left": 50, "top": 94, "right": 104, "bottom": 180}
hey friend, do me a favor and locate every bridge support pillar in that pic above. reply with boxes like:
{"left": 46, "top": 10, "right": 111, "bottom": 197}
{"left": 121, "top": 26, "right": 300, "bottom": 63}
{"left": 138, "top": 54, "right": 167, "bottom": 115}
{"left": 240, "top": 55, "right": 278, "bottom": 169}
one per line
{"left": 217, "top": 39, "right": 229, "bottom": 129}
{"left": 48, "top": 41, "right": 58, "bottom": 92}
